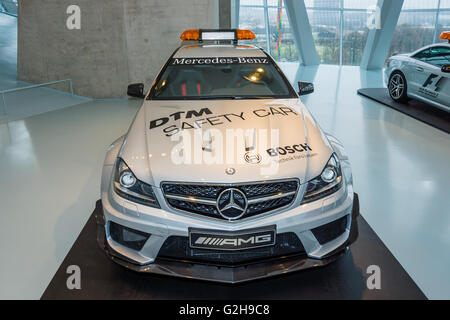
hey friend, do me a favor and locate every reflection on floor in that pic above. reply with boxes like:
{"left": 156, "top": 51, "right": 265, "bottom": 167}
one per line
{"left": 0, "top": 14, "right": 89, "bottom": 124}
{"left": 0, "top": 27, "right": 449, "bottom": 298}
{"left": 0, "top": 99, "right": 141, "bottom": 299}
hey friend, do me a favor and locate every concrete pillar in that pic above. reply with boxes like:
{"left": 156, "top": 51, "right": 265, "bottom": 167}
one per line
{"left": 360, "top": 0, "right": 404, "bottom": 70}
{"left": 17, "top": 0, "right": 215, "bottom": 98}
{"left": 218, "top": 0, "right": 232, "bottom": 29}
{"left": 284, "top": 0, "right": 319, "bottom": 66}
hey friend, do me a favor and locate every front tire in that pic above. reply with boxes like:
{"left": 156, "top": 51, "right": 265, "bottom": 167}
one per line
{"left": 388, "top": 71, "right": 409, "bottom": 103}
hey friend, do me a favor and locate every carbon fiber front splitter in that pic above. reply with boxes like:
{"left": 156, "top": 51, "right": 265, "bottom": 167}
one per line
{"left": 95, "top": 194, "right": 359, "bottom": 284}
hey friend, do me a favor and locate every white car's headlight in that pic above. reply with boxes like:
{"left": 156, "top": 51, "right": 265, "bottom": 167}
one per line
{"left": 301, "top": 153, "right": 343, "bottom": 204}
{"left": 113, "top": 158, "right": 160, "bottom": 208}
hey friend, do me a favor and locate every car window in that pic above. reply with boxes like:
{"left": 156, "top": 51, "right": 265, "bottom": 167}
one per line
{"left": 414, "top": 47, "right": 450, "bottom": 67}
{"left": 148, "top": 57, "right": 296, "bottom": 100}
{"left": 413, "top": 49, "right": 430, "bottom": 60}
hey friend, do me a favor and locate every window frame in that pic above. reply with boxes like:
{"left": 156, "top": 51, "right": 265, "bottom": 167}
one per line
{"left": 412, "top": 46, "right": 450, "bottom": 67}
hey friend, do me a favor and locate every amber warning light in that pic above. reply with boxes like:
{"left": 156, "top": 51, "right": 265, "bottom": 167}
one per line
{"left": 180, "top": 29, "right": 256, "bottom": 41}
{"left": 440, "top": 31, "right": 450, "bottom": 43}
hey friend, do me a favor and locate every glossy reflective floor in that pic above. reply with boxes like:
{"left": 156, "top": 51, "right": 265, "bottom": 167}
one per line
{"left": 0, "top": 14, "right": 90, "bottom": 124}
{"left": 1, "top": 14, "right": 450, "bottom": 299}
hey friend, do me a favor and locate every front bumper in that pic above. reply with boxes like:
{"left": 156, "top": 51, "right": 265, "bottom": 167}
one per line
{"left": 95, "top": 190, "right": 360, "bottom": 284}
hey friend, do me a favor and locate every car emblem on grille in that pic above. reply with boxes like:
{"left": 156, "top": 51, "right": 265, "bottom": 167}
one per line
{"left": 216, "top": 188, "right": 248, "bottom": 220}
{"left": 244, "top": 152, "right": 262, "bottom": 164}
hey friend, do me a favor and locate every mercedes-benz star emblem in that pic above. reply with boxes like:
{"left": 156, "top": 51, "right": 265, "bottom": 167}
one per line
{"left": 216, "top": 188, "right": 248, "bottom": 220}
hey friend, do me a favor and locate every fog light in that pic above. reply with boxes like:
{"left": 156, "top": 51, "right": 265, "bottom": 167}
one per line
{"left": 109, "top": 221, "right": 150, "bottom": 251}
{"left": 321, "top": 167, "right": 336, "bottom": 183}
{"left": 120, "top": 171, "right": 136, "bottom": 188}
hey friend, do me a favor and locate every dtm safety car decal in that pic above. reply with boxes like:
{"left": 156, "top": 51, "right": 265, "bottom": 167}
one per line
{"left": 149, "top": 106, "right": 300, "bottom": 137}
{"left": 170, "top": 57, "right": 269, "bottom": 66}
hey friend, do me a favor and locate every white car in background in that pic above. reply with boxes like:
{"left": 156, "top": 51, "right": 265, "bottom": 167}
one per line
{"left": 97, "top": 29, "right": 359, "bottom": 283}
{"left": 385, "top": 32, "right": 450, "bottom": 112}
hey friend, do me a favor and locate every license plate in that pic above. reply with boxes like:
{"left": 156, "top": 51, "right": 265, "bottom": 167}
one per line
{"left": 189, "top": 226, "right": 276, "bottom": 251}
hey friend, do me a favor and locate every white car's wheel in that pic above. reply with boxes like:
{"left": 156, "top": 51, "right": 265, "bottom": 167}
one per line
{"left": 388, "top": 71, "right": 409, "bottom": 103}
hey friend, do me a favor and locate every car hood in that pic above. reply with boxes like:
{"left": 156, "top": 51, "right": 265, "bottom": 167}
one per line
{"left": 119, "top": 99, "right": 333, "bottom": 187}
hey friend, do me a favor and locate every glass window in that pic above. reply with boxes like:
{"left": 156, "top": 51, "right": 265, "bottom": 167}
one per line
{"left": 342, "top": 11, "right": 372, "bottom": 65}
{"left": 149, "top": 60, "right": 295, "bottom": 100}
{"left": 389, "top": 11, "right": 437, "bottom": 56}
{"left": 308, "top": 9, "right": 340, "bottom": 64}
{"left": 241, "top": 0, "right": 264, "bottom": 5}
{"left": 305, "top": 0, "right": 340, "bottom": 8}
{"left": 239, "top": 6, "right": 267, "bottom": 49}
{"left": 239, "top": 0, "right": 446, "bottom": 66}
{"left": 267, "top": 0, "right": 281, "bottom": 6}
{"left": 239, "top": 0, "right": 297, "bottom": 62}
{"left": 415, "top": 47, "right": 450, "bottom": 66}
{"left": 267, "top": 6, "right": 299, "bottom": 61}
{"left": 343, "top": 0, "right": 378, "bottom": 9}
{"left": 414, "top": 49, "right": 431, "bottom": 59}
{"left": 437, "top": 11, "right": 450, "bottom": 43}
{"left": 402, "top": 0, "right": 439, "bottom": 9}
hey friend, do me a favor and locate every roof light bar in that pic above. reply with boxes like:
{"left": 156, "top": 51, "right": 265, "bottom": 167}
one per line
{"left": 180, "top": 29, "right": 256, "bottom": 42}
{"left": 440, "top": 31, "right": 450, "bottom": 43}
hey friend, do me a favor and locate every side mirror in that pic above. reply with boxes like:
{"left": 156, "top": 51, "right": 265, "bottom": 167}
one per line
{"left": 127, "top": 83, "right": 145, "bottom": 98}
{"left": 441, "top": 65, "right": 450, "bottom": 73}
{"left": 298, "top": 82, "right": 314, "bottom": 96}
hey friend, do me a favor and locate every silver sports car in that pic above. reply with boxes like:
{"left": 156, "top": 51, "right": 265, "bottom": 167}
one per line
{"left": 96, "top": 29, "right": 359, "bottom": 283}
{"left": 385, "top": 32, "right": 450, "bottom": 112}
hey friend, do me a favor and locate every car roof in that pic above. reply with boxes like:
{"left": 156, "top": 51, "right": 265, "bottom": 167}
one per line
{"left": 173, "top": 44, "right": 267, "bottom": 58}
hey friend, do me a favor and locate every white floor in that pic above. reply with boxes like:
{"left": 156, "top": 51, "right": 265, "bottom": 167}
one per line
{"left": 0, "top": 99, "right": 140, "bottom": 299}
{"left": 0, "top": 14, "right": 90, "bottom": 124}
{"left": 1, "top": 13, "right": 450, "bottom": 299}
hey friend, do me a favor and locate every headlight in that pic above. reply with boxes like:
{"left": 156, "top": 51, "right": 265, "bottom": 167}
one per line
{"left": 301, "top": 153, "right": 343, "bottom": 204}
{"left": 113, "top": 158, "right": 160, "bottom": 208}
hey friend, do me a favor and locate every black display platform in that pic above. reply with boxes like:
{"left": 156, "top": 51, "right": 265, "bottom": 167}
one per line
{"left": 42, "top": 201, "right": 426, "bottom": 300}
{"left": 357, "top": 88, "right": 450, "bottom": 134}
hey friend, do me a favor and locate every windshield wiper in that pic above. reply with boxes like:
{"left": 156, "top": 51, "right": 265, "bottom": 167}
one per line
{"left": 195, "top": 95, "right": 278, "bottom": 100}
{"left": 196, "top": 95, "right": 240, "bottom": 100}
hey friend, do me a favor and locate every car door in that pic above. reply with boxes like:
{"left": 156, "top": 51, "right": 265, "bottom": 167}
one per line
{"left": 410, "top": 48, "right": 433, "bottom": 96}
{"left": 412, "top": 47, "right": 450, "bottom": 107}
{"left": 427, "top": 47, "right": 450, "bottom": 108}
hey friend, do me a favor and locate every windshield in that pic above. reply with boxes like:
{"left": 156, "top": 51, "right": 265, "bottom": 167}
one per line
{"left": 148, "top": 56, "right": 296, "bottom": 100}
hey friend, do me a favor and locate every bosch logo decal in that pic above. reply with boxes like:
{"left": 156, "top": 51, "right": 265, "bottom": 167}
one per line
{"left": 267, "top": 143, "right": 313, "bottom": 157}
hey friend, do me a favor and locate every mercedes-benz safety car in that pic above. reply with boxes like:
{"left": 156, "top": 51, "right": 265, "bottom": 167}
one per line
{"left": 385, "top": 31, "right": 450, "bottom": 112}
{"left": 96, "top": 29, "right": 359, "bottom": 283}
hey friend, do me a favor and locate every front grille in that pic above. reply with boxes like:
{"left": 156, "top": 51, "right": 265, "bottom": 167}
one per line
{"left": 157, "top": 233, "right": 305, "bottom": 266}
{"left": 162, "top": 180, "right": 299, "bottom": 220}
{"left": 166, "top": 198, "right": 219, "bottom": 216}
